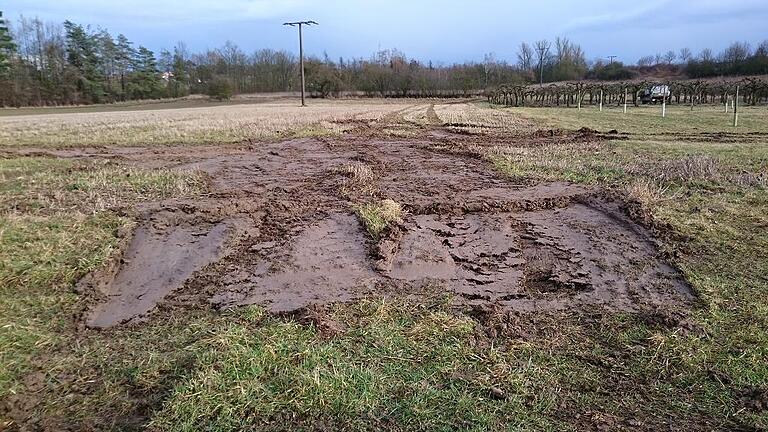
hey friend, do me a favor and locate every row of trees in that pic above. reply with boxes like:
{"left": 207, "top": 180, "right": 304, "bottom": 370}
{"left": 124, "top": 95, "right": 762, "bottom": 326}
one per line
{"left": 1, "top": 12, "right": 767, "bottom": 107}
{"left": 0, "top": 15, "right": 171, "bottom": 105}
{"left": 487, "top": 77, "right": 768, "bottom": 108}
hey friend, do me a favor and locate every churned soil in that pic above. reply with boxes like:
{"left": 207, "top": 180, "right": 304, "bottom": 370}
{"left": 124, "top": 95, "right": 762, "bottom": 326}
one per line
{"left": 36, "top": 127, "right": 694, "bottom": 328}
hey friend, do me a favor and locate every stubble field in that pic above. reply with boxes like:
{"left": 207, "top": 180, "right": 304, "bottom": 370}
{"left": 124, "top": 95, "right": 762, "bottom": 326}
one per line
{"left": 1, "top": 98, "right": 767, "bottom": 431}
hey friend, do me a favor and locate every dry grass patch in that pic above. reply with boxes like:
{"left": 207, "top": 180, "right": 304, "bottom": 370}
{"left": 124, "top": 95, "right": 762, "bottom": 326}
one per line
{"left": 338, "top": 161, "right": 374, "bottom": 184}
{"left": 0, "top": 100, "right": 419, "bottom": 148}
{"left": 657, "top": 155, "right": 720, "bottom": 183}
{"left": 435, "top": 103, "right": 535, "bottom": 135}
{"left": 336, "top": 161, "right": 376, "bottom": 197}
{"left": 0, "top": 158, "right": 206, "bottom": 216}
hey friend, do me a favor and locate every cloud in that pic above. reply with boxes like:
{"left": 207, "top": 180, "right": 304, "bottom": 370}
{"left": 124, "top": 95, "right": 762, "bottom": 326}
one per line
{"left": 565, "top": 0, "right": 670, "bottom": 30}
{"left": 566, "top": 0, "right": 768, "bottom": 32}
{"left": 6, "top": 0, "right": 309, "bottom": 24}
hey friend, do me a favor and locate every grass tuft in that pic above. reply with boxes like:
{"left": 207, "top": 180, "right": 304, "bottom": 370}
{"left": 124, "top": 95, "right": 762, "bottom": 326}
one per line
{"left": 354, "top": 199, "right": 403, "bottom": 239}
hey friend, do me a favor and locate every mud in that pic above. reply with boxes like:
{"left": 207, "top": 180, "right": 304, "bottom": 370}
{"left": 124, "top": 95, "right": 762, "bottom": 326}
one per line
{"left": 21, "top": 126, "right": 694, "bottom": 328}
{"left": 376, "top": 201, "right": 691, "bottom": 312}
{"left": 211, "top": 213, "right": 378, "bottom": 312}
{"left": 84, "top": 211, "right": 230, "bottom": 328}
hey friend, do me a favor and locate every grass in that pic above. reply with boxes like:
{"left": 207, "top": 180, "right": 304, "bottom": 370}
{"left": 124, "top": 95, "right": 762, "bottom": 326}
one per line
{"left": 0, "top": 99, "right": 417, "bottom": 148}
{"left": 1, "top": 101, "right": 768, "bottom": 430}
{"left": 0, "top": 158, "right": 207, "bottom": 216}
{"left": 0, "top": 158, "right": 206, "bottom": 401}
{"left": 0, "top": 213, "right": 122, "bottom": 398}
{"left": 354, "top": 199, "right": 403, "bottom": 239}
{"left": 148, "top": 301, "right": 562, "bottom": 431}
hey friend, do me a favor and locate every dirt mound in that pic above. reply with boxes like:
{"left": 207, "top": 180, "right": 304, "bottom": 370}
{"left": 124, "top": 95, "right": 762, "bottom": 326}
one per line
{"left": 69, "top": 132, "right": 693, "bottom": 328}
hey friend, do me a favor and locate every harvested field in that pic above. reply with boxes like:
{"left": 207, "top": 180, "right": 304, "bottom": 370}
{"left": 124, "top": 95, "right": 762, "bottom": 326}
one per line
{"left": 1, "top": 99, "right": 767, "bottom": 431}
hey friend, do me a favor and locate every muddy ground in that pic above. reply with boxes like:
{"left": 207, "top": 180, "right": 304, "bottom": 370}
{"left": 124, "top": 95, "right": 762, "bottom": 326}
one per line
{"left": 12, "top": 117, "right": 694, "bottom": 329}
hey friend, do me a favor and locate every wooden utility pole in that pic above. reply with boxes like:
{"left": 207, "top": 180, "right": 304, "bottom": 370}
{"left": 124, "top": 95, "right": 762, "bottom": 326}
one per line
{"left": 283, "top": 20, "right": 318, "bottom": 107}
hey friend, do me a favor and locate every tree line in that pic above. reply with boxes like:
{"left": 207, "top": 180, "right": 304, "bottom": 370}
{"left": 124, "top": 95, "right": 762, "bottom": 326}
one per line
{"left": 636, "top": 42, "right": 768, "bottom": 78}
{"left": 487, "top": 77, "right": 768, "bottom": 109}
{"left": 1, "top": 12, "right": 767, "bottom": 107}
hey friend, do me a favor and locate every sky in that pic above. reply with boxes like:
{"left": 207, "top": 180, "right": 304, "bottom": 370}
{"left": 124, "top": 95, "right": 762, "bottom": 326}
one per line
{"left": 3, "top": 0, "right": 768, "bottom": 65}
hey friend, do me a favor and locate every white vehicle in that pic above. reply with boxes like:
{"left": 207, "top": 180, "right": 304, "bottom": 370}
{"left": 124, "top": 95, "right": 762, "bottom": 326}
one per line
{"left": 640, "top": 85, "right": 671, "bottom": 104}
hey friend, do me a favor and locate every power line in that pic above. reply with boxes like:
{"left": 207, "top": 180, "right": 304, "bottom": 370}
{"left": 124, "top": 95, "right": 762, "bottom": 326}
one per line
{"left": 283, "top": 20, "right": 318, "bottom": 107}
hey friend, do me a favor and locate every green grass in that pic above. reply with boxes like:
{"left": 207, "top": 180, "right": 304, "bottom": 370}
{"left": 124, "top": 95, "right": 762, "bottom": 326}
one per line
{"left": 0, "top": 213, "right": 122, "bottom": 396}
{"left": 506, "top": 104, "right": 768, "bottom": 135}
{"left": 149, "top": 302, "right": 562, "bottom": 431}
{"left": 0, "top": 158, "right": 206, "bottom": 401}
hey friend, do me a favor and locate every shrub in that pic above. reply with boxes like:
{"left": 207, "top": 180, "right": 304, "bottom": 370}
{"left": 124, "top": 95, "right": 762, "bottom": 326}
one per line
{"left": 206, "top": 76, "right": 233, "bottom": 101}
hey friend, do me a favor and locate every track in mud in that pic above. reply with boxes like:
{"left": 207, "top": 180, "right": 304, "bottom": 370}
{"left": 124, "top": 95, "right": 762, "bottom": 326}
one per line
{"left": 68, "top": 131, "right": 693, "bottom": 328}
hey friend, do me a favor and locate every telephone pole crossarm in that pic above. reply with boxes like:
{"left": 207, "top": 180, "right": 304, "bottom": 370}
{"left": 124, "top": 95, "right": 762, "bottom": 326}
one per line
{"left": 283, "top": 20, "right": 318, "bottom": 107}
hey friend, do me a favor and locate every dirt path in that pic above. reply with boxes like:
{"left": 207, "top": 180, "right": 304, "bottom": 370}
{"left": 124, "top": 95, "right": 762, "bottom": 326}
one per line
{"left": 18, "top": 122, "right": 694, "bottom": 327}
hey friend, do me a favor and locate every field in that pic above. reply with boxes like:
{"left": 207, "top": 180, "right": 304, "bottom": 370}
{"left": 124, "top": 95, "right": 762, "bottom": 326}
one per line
{"left": 1, "top": 98, "right": 767, "bottom": 431}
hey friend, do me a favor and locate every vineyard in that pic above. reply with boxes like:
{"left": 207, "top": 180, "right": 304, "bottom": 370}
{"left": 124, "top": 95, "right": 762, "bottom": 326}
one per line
{"left": 488, "top": 75, "right": 768, "bottom": 108}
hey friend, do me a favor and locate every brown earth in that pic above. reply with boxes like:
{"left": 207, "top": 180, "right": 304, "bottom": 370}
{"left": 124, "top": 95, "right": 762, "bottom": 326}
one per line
{"left": 12, "top": 120, "right": 694, "bottom": 328}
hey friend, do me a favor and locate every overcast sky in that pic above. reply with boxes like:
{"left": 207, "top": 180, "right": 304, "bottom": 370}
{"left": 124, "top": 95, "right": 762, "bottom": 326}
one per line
{"left": 3, "top": 0, "right": 767, "bottom": 64}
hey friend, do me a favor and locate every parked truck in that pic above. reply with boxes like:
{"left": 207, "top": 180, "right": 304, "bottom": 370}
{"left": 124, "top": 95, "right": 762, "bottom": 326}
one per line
{"left": 640, "top": 85, "right": 671, "bottom": 104}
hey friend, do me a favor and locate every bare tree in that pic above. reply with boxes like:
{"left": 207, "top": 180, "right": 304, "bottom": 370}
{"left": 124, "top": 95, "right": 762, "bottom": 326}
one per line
{"left": 654, "top": 53, "right": 663, "bottom": 65}
{"left": 483, "top": 52, "right": 496, "bottom": 88}
{"left": 679, "top": 47, "right": 692, "bottom": 63}
{"left": 664, "top": 50, "right": 677, "bottom": 65}
{"left": 516, "top": 42, "right": 533, "bottom": 72}
{"left": 533, "top": 39, "right": 551, "bottom": 86}
{"left": 756, "top": 40, "right": 768, "bottom": 57}
{"left": 637, "top": 55, "right": 654, "bottom": 67}
{"left": 721, "top": 41, "right": 751, "bottom": 65}
{"left": 699, "top": 48, "right": 713, "bottom": 62}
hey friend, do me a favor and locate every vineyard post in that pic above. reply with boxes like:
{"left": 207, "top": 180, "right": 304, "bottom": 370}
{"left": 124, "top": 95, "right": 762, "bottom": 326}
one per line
{"left": 623, "top": 87, "right": 628, "bottom": 114}
{"left": 724, "top": 93, "right": 728, "bottom": 113}
{"left": 577, "top": 88, "right": 582, "bottom": 111}
{"left": 662, "top": 97, "right": 666, "bottom": 118}
{"left": 733, "top": 85, "right": 739, "bottom": 127}
{"left": 599, "top": 89, "right": 603, "bottom": 112}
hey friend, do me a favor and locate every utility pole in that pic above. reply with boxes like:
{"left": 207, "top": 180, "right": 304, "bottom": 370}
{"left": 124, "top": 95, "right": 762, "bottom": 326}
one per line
{"left": 608, "top": 55, "right": 618, "bottom": 65}
{"left": 283, "top": 20, "right": 317, "bottom": 107}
